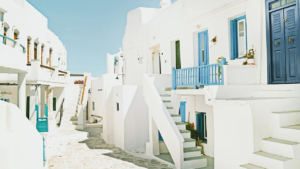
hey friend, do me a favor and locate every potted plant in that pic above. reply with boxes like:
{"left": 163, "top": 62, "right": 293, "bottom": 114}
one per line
{"left": 242, "top": 49, "right": 255, "bottom": 65}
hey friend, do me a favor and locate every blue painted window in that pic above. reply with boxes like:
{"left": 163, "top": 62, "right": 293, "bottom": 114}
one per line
{"left": 230, "top": 15, "right": 247, "bottom": 60}
{"left": 116, "top": 103, "right": 119, "bottom": 111}
{"left": 269, "top": 0, "right": 296, "bottom": 10}
{"left": 196, "top": 112, "right": 207, "bottom": 142}
{"left": 198, "top": 30, "right": 209, "bottom": 66}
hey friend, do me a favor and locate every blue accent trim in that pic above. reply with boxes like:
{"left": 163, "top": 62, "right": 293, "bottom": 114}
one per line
{"left": 43, "top": 137, "right": 45, "bottom": 161}
{"left": 173, "top": 58, "right": 226, "bottom": 88}
{"left": 230, "top": 15, "right": 247, "bottom": 60}
{"left": 180, "top": 101, "right": 186, "bottom": 122}
{"left": 45, "top": 104, "right": 48, "bottom": 118}
{"left": 172, "top": 67, "right": 176, "bottom": 90}
{"left": 0, "top": 34, "right": 26, "bottom": 53}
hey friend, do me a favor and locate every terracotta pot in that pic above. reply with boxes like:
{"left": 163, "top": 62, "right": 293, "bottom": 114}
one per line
{"left": 247, "top": 59, "right": 255, "bottom": 65}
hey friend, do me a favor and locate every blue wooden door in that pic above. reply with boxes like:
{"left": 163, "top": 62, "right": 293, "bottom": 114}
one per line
{"left": 270, "top": 4, "right": 299, "bottom": 83}
{"left": 198, "top": 30, "right": 209, "bottom": 66}
{"left": 180, "top": 101, "right": 186, "bottom": 122}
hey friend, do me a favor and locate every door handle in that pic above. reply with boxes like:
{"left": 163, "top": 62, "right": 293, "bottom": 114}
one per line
{"left": 284, "top": 18, "right": 287, "bottom": 22}
{"left": 289, "top": 38, "right": 294, "bottom": 43}
{"left": 275, "top": 42, "right": 280, "bottom": 45}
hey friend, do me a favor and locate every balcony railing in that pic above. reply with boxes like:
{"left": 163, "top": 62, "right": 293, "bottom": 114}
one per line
{"left": 0, "top": 34, "right": 26, "bottom": 53}
{"left": 172, "top": 58, "right": 226, "bottom": 89}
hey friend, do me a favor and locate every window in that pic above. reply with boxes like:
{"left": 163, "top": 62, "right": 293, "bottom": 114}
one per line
{"left": 0, "top": 12, "right": 3, "bottom": 21}
{"left": 0, "top": 98, "right": 9, "bottom": 102}
{"left": 230, "top": 15, "right": 247, "bottom": 60}
{"left": 270, "top": 0, "right": 296, "bottom": 10}
{"left": 196, "top": 112, "right": 207, "bottom": 142}
{"left": 116, "top": 103, "right": 119, "bottom": 111}
{"left": 92, "top": 102, "right": 95, "bottom": 110}
{"left": 26, "top": 97, "right": 30, "bottom": 119}
{"left": 53, "top": 98, "right": 56, "bottom": 111}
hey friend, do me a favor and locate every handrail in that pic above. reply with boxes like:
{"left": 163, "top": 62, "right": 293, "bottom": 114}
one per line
{"left": 55, "top": 99, "right": 65, "bottom": 119}
{"left": 70, "top": 74, "right": 84, "bottom": 76}
{"left": 172, "top": 58, "right": 227, "bottom": 89}
{"left": 40, "top": 65, "right": 55, "bottom": 71}
{"left": 80, "top": 76, "right": 87, "bottom": 104}
{"left": 59, "top": 70, "right": 68, "bottom": 74}
{"left": 0, "top": 34, "right": 26, "bottom": 53}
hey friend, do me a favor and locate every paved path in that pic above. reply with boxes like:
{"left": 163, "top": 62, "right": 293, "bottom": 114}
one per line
{"left": 47, "top": 110, "right": 173, "bottom": 169}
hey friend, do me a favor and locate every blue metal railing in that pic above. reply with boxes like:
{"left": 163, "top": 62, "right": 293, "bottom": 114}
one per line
{"left": 172, "top": 58, "right": 226, "bottom": 89}
{"left": 0, "top": 34, "right": 26, "bottom": 53}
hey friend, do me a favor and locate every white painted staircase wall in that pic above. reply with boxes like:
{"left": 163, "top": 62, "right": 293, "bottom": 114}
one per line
{"left": 143, "top": 75, "right": 207, "bottom": 169}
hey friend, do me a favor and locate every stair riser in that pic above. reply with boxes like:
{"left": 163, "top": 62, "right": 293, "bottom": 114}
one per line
{"left": 168, "top": 109, "right": 177, "bottom": 115}
{"left": 252, "top": 91, "right": 294, "bottom": 98}
{"left": 183, "top": 158, "right": 207, "bottom": 169}
{"left": 183, "top": 142, "right": 195, "bottom": 148}
{"left": 261, "top": 140, "right": 295, "bottom": 158}
{"left": 172, "top": 116, "right": 181, "bottom": 122}
{"left": 181, "top": 133, "right": 191, "bottom": 138}
{"left": 249, "top": 154, "right": 290, "bottom": 169}
{"left": 164, "top": 91, "right": 171, "bottom": 95}
{"left": 161, "top": 96, "right": 171, "bottom": 100}
{"left": 177, "top": 125, "right": 186, "bottom": 130}
{"left": 278, "top": 113, "right": 300, "bottom": 127}
{"left": 184, "top": 151, "right": 201, "bottom": 158}
{"left": 164, "top": 103, "right": 173, "bottom": 107}
{"left": 273, "top": 128, "right": 300, "bottom": 143}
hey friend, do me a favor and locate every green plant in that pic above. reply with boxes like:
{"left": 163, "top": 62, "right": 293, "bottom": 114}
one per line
{"left": 216, "top": 56, "right": 228, "bottom": 77}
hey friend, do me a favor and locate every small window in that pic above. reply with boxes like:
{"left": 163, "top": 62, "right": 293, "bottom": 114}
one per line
{"left": 92, "top": 102, "right": 95, "bottom": 110}
{"left": 230, "top": 15, "right": 247, "bottom": 60}
{"left": 270, "top": 0, "right": 296, "bottom": 10}
{"left": 0, "top": 12, "right": 3, "bottom": 22}
{"left": 116, "top": 103, "right": 119, "bottom": 111}
{"left": 0, "top": 99, "right": 9, "bottom": 102}
{"left": 53, "top": 98, "right": 56, "bottom": 111}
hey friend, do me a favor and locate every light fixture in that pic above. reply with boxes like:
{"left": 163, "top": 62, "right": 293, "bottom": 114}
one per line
{"left": 115, "top": 74, "right": 123, "bottom": 80}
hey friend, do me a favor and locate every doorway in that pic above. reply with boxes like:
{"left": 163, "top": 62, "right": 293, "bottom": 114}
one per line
{"left": 266, "top": 0, "right": 299, "bottom": 84}
{"left": 152, "top": 51, "right": 161, "bottom": 74}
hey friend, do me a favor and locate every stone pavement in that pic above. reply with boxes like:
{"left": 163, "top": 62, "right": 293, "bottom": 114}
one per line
{"left": 47, "top": 123, "right": 174, "bottom": 169}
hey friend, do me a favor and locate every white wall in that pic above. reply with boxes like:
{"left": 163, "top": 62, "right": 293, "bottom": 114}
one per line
{"left": 0, "top": 101, "right": 43, "bottom": 169}
{"left": 123, "top": 0, "right": 267, "bottom": 86}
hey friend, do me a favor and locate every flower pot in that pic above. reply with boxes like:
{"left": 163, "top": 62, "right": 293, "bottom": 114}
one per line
{"left": 247, "top": 59, "right": 255, "bottom": 65}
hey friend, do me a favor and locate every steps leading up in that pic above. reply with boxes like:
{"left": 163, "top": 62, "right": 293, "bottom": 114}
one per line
{"left": 240, "top": 163, "right": 266, "bottom": 169}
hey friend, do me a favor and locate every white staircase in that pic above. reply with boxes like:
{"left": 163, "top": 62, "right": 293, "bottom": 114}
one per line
{"left": 59, "top": 84, "right": 82, "bottom": 130}
{"left": 143, "top": 74, "right": 207, "bottom": 169}
{"left": 161, "top": 88, "right": 207, "bottom": 168}
{"left": 240, "top": 87, "right": 300, "bottom": 169}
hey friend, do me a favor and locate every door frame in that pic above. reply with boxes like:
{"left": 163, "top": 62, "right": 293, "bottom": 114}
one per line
{"left": 265, "top": 0, "right": 300, "bottom": 84}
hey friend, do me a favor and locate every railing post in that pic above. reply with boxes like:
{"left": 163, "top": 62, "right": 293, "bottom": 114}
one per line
{"left": 220, "top": 58, "right": 226, "bottom": 85}
{"left": 172, "top": 67, "right": 176, "bottom": 90}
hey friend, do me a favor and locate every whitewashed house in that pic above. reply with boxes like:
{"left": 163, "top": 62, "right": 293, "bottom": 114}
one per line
{"left": 0, "top": 0, "right": 72, "bottom": 167}
{"left": 92, "top": 0, "right": 300, "bottom": 168}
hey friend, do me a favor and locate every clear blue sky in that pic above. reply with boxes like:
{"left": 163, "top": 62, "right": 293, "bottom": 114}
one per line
{"left": 27, "top": 0, "right": 177, "bottom": 77}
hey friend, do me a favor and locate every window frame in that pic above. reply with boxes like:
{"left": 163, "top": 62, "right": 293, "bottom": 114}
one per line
{"left": 230, "top": 15, "right": 248, "bottom": 60}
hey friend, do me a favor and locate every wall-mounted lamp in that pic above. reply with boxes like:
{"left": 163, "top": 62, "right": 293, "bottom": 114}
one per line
{"left": 115, "top": 74, "right": 124, "bottom": 80}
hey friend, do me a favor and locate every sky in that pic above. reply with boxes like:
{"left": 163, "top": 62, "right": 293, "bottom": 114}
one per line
{"left": 26, "top": 0, "right": 177, "bottom": 77}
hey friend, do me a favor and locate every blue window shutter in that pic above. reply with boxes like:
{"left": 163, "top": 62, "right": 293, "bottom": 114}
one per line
{"left": 230, "top": 20, "right": 238, "bottom": 60}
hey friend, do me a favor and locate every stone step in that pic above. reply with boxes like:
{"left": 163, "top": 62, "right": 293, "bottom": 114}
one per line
{"left": 240, "top": 163, "right": 266, "bottom": 169}
{"left": 282, "top": 124, "right": 300, "bottom": 130}
{"left": 165, "top": 87, "right": 172, "bottom": 91}
{"left": 273, "top": 111, "right": 300, "bottom": 127}
{"left": 176, "top": 86, "right": 195, "bottom": 90}
{"left": 262, "top": 138, "right": 296, "bottom": 158}
{"left": 249, "top": 151, "right": 292, "bottom": 169}
{"left": 171, "top": 114, "right": 181, "bottom": 122}
{"left": 183, "top": 147, "right": 201, "bottom": 158}
{"left": 180, "top": 130, "right": 191, "bottom": 138}
{"left": 183, "top": 156, "right": 207, "bottom": 168}
{"left": 184, "top": 138, "right": 196, "bottom": 148}
{"left": 175, "top": 122, "right": 186, "bottom": 130}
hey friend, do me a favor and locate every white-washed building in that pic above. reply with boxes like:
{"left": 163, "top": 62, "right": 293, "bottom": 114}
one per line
{"left": 91, "top": 0, "right": 300, "bottom": 168}
{"left": 0, "top": 0, "right": 72, "bottom": 167}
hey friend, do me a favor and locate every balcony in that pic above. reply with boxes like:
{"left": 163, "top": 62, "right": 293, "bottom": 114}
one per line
{"left": 172, "top": 58, "right": 257, "bottom": 90}
{"left": 0, "top": 34, "right": 27, "bottom": 73}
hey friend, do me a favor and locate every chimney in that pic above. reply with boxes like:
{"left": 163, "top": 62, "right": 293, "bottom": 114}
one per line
{"left": 160, "top": 0, "right": 171, "bottom": 9}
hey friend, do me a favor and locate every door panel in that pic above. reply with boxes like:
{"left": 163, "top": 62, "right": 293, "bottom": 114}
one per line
{"left": 198, "top": 31, "right": 209, "bottom": 66}
{"left": 284, "top": 5, "right": 299, "bottom": 82}
{"left": 176, "top": 41, "right": 181, "bottom": 69}
{"left": 271, "top": 9, "right": 286, "bottom": 82}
